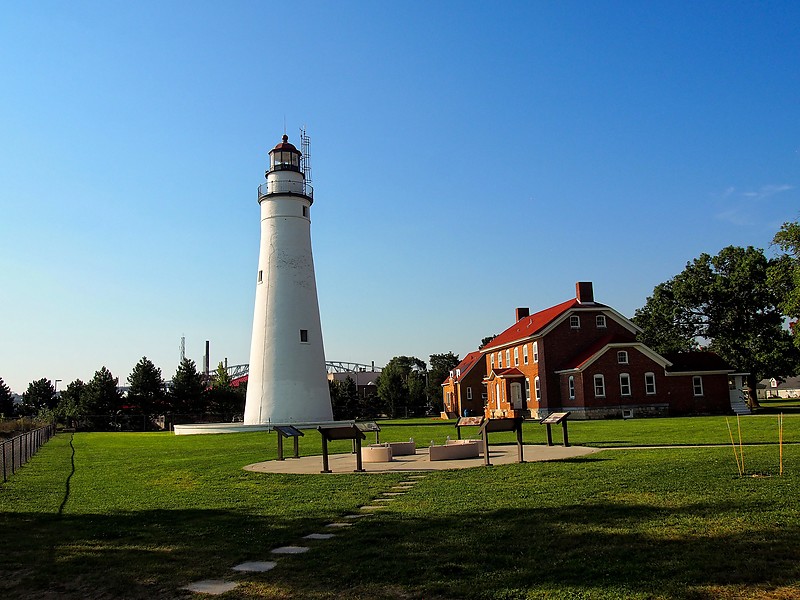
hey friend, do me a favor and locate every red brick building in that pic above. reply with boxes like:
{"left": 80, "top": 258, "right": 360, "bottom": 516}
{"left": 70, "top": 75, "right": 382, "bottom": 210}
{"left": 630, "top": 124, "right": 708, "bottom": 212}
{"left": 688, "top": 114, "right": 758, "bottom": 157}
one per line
{"left": 441, "top": 351, "right": 485, "bottom": 418}
{"left": 477, "top": 282, "right": 739, "bottom": 419}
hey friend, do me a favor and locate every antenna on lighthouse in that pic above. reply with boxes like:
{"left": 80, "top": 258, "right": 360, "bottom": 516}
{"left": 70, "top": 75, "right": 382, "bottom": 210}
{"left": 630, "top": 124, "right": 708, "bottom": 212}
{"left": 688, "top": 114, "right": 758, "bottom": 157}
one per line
{"left": 300, "top": 126, "right": 312, "bottom": 186}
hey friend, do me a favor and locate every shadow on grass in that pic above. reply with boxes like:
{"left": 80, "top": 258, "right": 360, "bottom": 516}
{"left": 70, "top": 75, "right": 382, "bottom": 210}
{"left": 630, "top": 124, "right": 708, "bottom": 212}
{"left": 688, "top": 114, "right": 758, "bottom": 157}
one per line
{"left": 1, "top": 500, "right": 798, "bottom": 599}
{"left": 257, "top": 501, "right": 800, "bottom": 600}
{"left": 0, "top": 508, "right": 322, "bottom": 599}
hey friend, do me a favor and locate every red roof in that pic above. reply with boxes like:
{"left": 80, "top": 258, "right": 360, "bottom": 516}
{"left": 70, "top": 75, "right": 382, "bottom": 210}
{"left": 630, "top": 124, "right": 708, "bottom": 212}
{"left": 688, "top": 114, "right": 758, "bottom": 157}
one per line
{"left": 557, "top": 334, "right": 630, "bottom": 371}
{"left": 448, "top": 351, "right": 483, "bottom": 384}
{"left": 271, "top": 134, "right": 300, "bottom": 153}
{"left": 663, "top": 352, "right": 732, "bottom": 373}
{"left": 483, "top": 298, "right": 590, "bottom": 350}
{"left": 486, "top": 367, "right": 525, "bottom": 379}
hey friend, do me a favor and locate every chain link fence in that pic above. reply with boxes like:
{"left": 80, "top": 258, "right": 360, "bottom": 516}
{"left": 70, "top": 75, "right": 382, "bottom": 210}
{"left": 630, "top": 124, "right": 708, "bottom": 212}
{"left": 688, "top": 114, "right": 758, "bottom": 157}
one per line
{"left": 1, "top": 424, "right": 56, "bottom": 483}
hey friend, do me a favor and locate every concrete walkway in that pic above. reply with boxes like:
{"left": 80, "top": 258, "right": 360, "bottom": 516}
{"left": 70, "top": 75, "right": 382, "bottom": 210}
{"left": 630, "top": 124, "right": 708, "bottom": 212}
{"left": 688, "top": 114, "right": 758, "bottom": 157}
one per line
{"left": 243, "top": 444, "right": 599, "bottom": 475}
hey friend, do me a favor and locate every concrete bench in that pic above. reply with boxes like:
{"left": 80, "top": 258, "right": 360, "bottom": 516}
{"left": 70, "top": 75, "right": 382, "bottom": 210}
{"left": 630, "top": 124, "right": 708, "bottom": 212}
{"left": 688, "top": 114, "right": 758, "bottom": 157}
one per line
{"left": 429, "top": 440, "right": 480, "bottom": 461}
{"left": 362, "top": 444, "right": 393, "bottom": 463}
{"left": 388, "top": 440, "right": 416, "bottom": 456}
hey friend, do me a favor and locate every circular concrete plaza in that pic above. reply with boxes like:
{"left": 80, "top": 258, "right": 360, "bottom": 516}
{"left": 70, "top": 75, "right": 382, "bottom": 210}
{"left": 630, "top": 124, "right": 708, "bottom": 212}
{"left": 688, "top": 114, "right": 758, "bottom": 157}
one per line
{"left": 244, "top": 444, "right": 600, "bottom": 475}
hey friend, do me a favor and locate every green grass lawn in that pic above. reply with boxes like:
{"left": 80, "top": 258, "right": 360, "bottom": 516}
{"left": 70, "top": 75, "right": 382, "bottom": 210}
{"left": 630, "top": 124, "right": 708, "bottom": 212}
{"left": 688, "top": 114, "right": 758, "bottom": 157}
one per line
{"left": 1, "top": 417, "right": 799, "bottom": 599}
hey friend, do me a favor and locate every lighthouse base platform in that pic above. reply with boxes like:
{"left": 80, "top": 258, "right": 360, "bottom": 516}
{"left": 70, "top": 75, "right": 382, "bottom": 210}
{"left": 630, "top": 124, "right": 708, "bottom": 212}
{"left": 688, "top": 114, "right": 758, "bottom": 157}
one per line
{"left": 173, "top": 421, "right": 354, "bottom": 436}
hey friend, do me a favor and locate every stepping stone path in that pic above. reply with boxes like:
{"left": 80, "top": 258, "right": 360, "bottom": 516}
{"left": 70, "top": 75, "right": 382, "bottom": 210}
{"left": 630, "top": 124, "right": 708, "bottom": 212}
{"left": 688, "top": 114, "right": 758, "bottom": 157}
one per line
{"left": 181, "top": 580, "right": 238, "bottom": 594}
{"left": 233, "top": 561, "right": 277, "bottom": 572}
{"left": 271, "top": 545, "right": 310, "bottom": 554}
{"left": 304, "top": 533, "right": 336, "bottom": 540}
{"left": 181, "top": 473, "right": 430, "bottom": 595}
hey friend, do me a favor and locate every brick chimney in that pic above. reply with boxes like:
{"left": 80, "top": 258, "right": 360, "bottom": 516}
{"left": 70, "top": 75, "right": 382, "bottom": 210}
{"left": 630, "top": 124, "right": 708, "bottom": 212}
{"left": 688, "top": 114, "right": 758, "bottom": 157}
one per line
{"left": 576, "top": 282, "right": 594, "bottom": 303}
{"left": 515, "top": 307, "right": 530, "bottom": 321}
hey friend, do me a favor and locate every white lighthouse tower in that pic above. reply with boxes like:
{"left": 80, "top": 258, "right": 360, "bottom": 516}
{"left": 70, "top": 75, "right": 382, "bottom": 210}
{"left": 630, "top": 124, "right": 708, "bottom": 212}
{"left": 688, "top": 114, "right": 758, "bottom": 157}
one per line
{"left": 244, "top": 133, "right": 333, "bottom": 425}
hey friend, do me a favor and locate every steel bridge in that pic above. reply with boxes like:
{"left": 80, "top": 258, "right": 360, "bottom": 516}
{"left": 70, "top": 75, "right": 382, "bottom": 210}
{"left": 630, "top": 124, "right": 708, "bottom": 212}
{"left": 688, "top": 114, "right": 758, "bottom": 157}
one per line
{"left": 225, "top": 361, "right": 381, "bottom": 381}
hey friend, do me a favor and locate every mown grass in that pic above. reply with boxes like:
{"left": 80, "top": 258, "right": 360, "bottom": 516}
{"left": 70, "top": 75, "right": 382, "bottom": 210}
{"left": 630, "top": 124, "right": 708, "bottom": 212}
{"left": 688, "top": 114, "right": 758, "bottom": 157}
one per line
{"left": 1, "top": 417, "right": 799, "bottom": 599}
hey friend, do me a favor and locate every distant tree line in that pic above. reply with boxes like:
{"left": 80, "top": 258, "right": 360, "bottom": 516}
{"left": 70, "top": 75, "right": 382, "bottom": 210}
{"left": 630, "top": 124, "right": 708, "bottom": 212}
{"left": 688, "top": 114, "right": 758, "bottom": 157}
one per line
{"left": 0, "top": 357, "right": 245, "bottom": 430}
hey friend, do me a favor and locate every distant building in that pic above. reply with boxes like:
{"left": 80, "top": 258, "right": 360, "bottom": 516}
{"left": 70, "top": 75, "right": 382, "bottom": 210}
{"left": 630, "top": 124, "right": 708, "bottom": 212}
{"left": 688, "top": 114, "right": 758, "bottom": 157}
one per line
{"left": 328, "top": 370, "right": 380, "bottom": 403}
{"left": 759, "top": 376, "right": 800, "bottom": 399}
{"left": 462, "top": 282, "right": 744, "bottom": 420}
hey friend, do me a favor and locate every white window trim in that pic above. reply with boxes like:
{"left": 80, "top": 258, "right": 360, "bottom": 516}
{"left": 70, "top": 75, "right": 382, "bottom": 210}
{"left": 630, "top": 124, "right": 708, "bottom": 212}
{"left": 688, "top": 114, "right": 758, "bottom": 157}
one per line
{"left": 534, "top": 376, "right": 541, "bottom": 402}
{"left": 693, "top": 376, "right": 704, "bottom": 397}
{"left": 617, "top": 351, "right": 628, "bottom": 365}
{"left": 514, "top": 347, "right": 519, "bottom": 366}
{"left": 533, "top": 341, "right": 539, "bottom": 363}
{"left": 498, "top": 352, "right": 503, "bottom": 368}
{"left": 594, "top": 374, "right": 606, "bottom": 398}
{"left": 568, "top": 375, "right": 575, "bottom": 400}
{"left": 619, "top": 373, "right": 631, "bottom": 396}
{"left": 505, "top": 349, "right": 510, "bottom": 367}
{"left": 596, "top": 315, "right": 606, "bottom": 328}
{"left": 491, "top": 354, "right": 495, "bottom": 369}
{"left": 645, "top": 372, "right": 656, "bottom": 395}
{"left": 570, "top": 315, "right": 581, "bottom": 329}
{"left": 525, "top": 378, "right": 531, "bottom": 401}
{"left": 523, "top": 345, "right": 529, "bottom": 365}
{"left": 466, "top": 387, "right": 472, "bottom": 400}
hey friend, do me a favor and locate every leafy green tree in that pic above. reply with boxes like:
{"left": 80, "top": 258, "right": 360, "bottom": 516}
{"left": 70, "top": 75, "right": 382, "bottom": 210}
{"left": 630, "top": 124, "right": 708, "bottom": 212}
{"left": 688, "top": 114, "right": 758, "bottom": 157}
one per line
{"left": 329, "top": 376, "right": 359, "bottom": 420}
{"left": 427, "top": 352, "right": 460, "bottom": 414}
{"left": 83, "top": 367, "right": 123, "bottom": 429}
{"left": 127, "top": 357, "right": 166, "bottom": 417}
{"left": 56, "top": 379, "right": 85, "bottom": 426}
{"left": 633, "top": 246, "right": 800, "bottom": 391}
{"left": 20, "top": 378, "right": 57, "bottom": 416}
{"left": 376, "top": 356, "right": 426, "bottom": 418}
{"left": 169, "top": 358, "right": 206, "bottom": 415}
{"left": 769, "top": 219, "right": 800, "bottom": 347}
{"left": 207, "top": 362, "right": 244, "bottom": 420}
{"left": 479, "top": 335, "right": 498, "bottom": 350}
{"left": 0, "top": 377, "right": 15, "bottom": 418}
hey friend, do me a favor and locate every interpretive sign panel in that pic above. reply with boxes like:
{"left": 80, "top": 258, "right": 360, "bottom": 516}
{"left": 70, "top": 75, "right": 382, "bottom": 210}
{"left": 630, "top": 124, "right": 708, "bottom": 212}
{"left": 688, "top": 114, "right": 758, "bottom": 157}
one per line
{"left": 274, "top": 426, "right": 304, "bottom": 460}
{"left": 455, "top": 416, "right": 484, "bottom": 439}
{"left": 318, "top": 425, "right": 366, "bottom": 473}
{"left": 479, "top": 417, "right": 525, "bottom": 466}
{"left": 540, "top": 412, "right": 571, "bottom": 447}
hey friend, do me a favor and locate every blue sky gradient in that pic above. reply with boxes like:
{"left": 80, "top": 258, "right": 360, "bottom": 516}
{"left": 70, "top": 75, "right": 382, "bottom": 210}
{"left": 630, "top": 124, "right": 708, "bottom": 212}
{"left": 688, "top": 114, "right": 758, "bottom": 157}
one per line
{"left": 2, "top": 1, "right": 798, "bottom": 392}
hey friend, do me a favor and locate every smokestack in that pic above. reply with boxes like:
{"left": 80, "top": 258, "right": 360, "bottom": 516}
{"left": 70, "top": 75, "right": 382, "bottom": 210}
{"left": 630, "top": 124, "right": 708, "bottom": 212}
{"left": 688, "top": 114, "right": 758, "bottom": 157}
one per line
{"left": 204, "top": 340, "right": 210, "bottom": 376}
{"left": 515, "top": 307, "right": 530, "bottom": 321}
{"left": 576, "top": 282, "right": 594, "bottom": 304}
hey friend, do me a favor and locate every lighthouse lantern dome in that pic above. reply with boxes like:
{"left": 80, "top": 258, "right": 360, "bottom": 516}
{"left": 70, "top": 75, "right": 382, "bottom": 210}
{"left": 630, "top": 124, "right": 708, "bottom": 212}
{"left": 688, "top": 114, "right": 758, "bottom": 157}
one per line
{"left": 269, "top": 134, "right": 301, "bottom": 173}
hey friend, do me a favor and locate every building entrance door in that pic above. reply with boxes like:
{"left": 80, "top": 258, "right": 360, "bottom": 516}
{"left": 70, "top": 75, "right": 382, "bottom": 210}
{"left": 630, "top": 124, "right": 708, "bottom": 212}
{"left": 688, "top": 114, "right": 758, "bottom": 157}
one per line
{"left": 510, "top": 382, "right": 523, "bottom": 409}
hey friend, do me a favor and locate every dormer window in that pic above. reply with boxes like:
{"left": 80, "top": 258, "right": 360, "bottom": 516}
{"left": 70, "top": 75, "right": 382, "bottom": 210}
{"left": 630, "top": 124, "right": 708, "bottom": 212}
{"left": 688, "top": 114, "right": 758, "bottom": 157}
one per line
{"left": 570, "top": 315, "right": 580, "bottom": 329}
{"left": 596, "top": 315, "right": 606, "bottom": 328}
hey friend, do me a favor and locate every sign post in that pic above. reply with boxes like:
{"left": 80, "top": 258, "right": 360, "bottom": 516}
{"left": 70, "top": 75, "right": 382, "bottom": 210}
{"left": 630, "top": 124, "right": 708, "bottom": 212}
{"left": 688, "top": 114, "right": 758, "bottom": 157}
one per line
{"left": 479, "top": 417, "right": 525, "bottom": 466}
{"left": 274, "top": 425, "right": 304, "bottom": 460}
{"left": 318, "top": 425, "right": 367, "bottom": 473}
{"left": 540, "top": 412, "right": 571, "bottom": 447}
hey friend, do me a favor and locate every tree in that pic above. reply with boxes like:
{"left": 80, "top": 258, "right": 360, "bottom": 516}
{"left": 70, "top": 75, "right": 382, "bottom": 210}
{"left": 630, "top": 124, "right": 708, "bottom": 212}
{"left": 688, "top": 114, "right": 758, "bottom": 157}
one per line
{"left": 127, "top": 357, "right": 166, "bottom": 417}
{"left": 427, "top": 352, "right": 460, "bottom": 414}
{"left": 329, "top": 376, "right": 359, "bottom": 420}
{"left": 479, "top": 335, "right": 498, "bottom": 350}
{"left": 83, "top": 367, "right": 123, "bottom": 429}
{"left": 169, "top": 358, "right": 206, "bottom": 415}
{"left": 376, "top": 356, "right": 426, "bottom": 418}
{"left": 0, "top": 377, "right": 15, "bottom": 418}
{"left": 633, "top": 245, "right": 800, "bottom": 391}
{"left": 56, "top": 379, "right": 85, "bottom": 426}
{"left": 769, "top": 219, "right": 800, "bottom": 347}
{"left": 207, "top": 362, "right": 244, "bottom": 420}
{"left": 20, "top": 378, "right": 57, "bottom": 416}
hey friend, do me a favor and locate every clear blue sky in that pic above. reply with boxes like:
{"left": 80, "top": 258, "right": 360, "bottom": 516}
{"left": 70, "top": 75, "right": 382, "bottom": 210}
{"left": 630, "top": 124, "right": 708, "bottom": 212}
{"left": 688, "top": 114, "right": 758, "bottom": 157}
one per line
{"left": 2, "top": 1, "right": 798, "bottom": 393}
